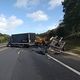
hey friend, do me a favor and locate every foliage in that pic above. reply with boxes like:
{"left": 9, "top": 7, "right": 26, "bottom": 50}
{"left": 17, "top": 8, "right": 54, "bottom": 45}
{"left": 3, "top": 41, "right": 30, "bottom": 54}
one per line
{"left": 41, "top": 0, "right": 80, "bottom": 38}
{"left": 0, "top": 33, "right": 10, "bottom": 43}
{"left": 62, "top": 0, "right": 80, "bottom": 34}
{"left": 38, "top": 0, "right": 80, "bottom": 51}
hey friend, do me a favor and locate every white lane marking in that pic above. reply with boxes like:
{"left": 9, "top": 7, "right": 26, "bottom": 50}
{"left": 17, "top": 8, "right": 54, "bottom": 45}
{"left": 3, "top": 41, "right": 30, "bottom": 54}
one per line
{"left": 47, "top": 54, "right": 80, "bottom": 76}
{"left": 0, "top": 47, "right": 8, "bottom": 52}
{"left": 18, "top": 51, "right": 21, "bottom": 54}
{"left": 18, "top": 50, "right": 23, "bottom": 55}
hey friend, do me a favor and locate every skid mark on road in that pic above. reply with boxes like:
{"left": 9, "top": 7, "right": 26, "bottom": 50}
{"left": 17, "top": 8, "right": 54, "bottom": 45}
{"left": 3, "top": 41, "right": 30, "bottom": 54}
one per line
{"left": 47, "top": 54, "right": 80, "bottom": 76}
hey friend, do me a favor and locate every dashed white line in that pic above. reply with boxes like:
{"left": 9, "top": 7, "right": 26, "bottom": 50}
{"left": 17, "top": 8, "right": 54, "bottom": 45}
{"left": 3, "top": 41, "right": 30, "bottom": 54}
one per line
{"left": 18, "top": 51, "right": 21, "bottom": 54}
{"left": 47, "top": 54, "right": 80, "bottom": 76}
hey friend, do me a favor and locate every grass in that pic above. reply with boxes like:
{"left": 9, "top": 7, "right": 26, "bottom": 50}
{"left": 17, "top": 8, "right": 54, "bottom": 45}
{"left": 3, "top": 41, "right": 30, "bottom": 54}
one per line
{"left": 64, "top": 36, "right": 80, "bottom": 55}
{"left": 70, "top": 49, "right": 80, "bottom": 55}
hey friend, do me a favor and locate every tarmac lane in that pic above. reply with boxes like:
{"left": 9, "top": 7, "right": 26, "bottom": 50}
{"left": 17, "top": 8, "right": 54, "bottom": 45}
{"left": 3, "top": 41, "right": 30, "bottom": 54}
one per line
{"left": 0, "top": 47, "right": 80, "bottom": 80}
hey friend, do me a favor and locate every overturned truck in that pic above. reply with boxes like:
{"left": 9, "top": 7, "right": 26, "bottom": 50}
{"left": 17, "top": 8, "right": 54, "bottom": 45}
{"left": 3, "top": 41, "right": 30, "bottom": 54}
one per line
{"left": 47, "top": 36, "right": 66, "bottom": 54}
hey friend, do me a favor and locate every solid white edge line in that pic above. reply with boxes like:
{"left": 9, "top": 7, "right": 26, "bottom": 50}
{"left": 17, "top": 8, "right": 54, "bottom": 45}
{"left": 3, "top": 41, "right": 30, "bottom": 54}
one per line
{"left": 47, "top": 54, "right": 80, "bottom": 76}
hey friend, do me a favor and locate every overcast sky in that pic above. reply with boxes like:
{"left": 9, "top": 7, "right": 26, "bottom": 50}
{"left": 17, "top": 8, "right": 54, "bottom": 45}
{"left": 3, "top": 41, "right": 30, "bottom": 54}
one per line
{"left": 0, "top": 0, "right": 64, "bottom": 35}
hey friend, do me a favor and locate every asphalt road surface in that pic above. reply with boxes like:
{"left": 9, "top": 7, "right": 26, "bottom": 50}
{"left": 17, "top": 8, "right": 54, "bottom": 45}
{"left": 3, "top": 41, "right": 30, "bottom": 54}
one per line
{"left": 0, "top": 47, "right": 80, "bottom": 80}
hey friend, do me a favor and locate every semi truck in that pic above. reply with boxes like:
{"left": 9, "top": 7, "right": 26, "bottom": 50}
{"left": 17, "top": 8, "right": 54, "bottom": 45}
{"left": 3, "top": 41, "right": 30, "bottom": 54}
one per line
{"left": 7, "top": 33, "right": 35, "bottom": 47}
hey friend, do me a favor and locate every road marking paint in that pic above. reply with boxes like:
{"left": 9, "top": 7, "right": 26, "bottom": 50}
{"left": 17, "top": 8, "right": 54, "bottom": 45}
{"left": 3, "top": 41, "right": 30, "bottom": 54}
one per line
{"left": 18, "top": 50, "right": 23, "bottom": 55}
{"left": 0, "top": 47, "right": 8, "bottom": 52}
{"left": 18, "top": 51, "right": 21, "bottom": 54}
{"left": 47, "top": 54, "right": 80, "bottom": 76}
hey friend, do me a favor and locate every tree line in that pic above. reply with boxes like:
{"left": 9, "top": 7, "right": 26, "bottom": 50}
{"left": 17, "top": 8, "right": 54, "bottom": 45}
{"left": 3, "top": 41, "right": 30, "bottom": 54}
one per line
{"left": 0, "top": 33, "right": 10, "bottom": 43}
{"left": 39, "top": 0, "right": 80, "bottom": 40}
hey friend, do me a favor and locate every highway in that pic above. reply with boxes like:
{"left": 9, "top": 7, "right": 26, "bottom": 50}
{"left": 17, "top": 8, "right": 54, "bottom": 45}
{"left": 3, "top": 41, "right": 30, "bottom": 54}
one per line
{"left": 0, "top": 47, "right": 80, "bottom": 80}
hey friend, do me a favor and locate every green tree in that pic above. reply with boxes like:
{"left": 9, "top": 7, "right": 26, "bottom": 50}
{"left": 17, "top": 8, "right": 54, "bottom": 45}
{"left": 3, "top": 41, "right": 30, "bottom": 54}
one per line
{"left": 0, "top": 33, "right": 9, "bottom": 43}
{"left": 62, "top": 0, "right": 80, "bottom": 34}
